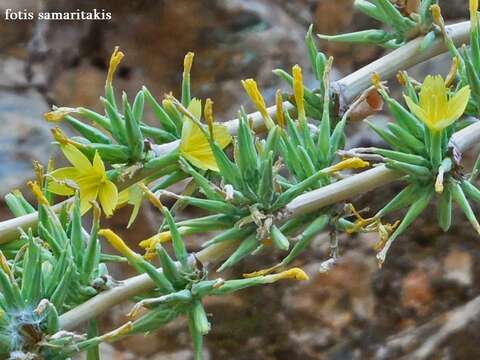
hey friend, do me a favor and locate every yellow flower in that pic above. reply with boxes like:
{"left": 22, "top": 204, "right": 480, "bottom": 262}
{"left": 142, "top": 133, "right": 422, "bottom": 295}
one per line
{"left": 48, "top": 144, "right": 118, "bottom": 216}
{"left": 404, "top": 75, "right": 470, "bottom": 132}
{"left": 179, "top": 98, "right": 231, "bottom": 171}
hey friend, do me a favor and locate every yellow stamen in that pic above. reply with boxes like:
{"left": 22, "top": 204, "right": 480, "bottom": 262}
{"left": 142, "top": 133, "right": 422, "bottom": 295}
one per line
{"left": 326, "top": 157, "right": 370, "bottom": 174}
{"left": 292, "top": 65, "right": 305, "bottom": 122}
{"left": 275, "top": 90, "right": 285, "bottom": 128}
{"left": 27, "top": 181, "right": 49, "bottom": 206}
{"left": 99, "top": 229, "right": 138, "bottom": 259}
{"left": 106, "top": 46, "right": 124, "bottom": 86}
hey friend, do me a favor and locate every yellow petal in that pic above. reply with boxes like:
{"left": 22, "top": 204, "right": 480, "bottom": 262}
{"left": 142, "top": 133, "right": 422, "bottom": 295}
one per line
{"left": 98, "top": 180, "right": 118, "bottom": 217}
{"left": 404, "top": 95, "right": 430, "bottom": 128}
{"left": 117, "top": 187, "right": 130, "bottom": 207}
{"left": 61, "top": 144, "right": 93, "bottom": 174}
{"left": 127, "top": 200, "right": 142, "bottom": 228}
{"left": 187, "top": 98, "right": 202, "bottom": 120}
{"left": 445, "top": 86, "right": 471, "bottom": 126}
{"left": 212, "top": 124, "right": 232, "bottom": 149}
{"left": 180, "top": 118, "right": 225, "bottom": 171}
{"left": 92, "top": 151, "right": 106, "bottom": 177}
{"left": 48, "top": 167, "right": 80, "bottom": 196}
{"left": 79, "top": 184, "right": 99, "bottom": 214}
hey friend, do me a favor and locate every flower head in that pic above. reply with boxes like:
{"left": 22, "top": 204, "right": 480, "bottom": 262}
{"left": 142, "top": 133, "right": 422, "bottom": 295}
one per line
{"left": 48, "top": 144, "right": 118, "bottom": 216}
{"left": 404, "top": 75, "right": 470, "bottom": 132}
{"left": 179, "top": 98, "right": 231, "bottom": 171}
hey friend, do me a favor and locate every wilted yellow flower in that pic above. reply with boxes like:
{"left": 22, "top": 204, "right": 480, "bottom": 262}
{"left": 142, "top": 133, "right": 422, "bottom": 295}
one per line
{"left": 183, "top": 52, "right": 194, "bottom": 76}
{"left": 179, "top": 99, "right": 231, "bottom": 171}
{"left": 326, "top": 157, "right": 370, "bottom": 174}
{"left": 139, "top": 231, "right": 173, "bottom": 259}
{"left": 106, "top": 46, "right": 124, "bottom": 86}
{"left": 27, "top": 181, "right": 49, "bottom": 206}
{"left": 99, "top": 229, "right": 138, "bottom": 259}
{"left": 44, "top": 107, "right": 78, "bottom": 122}
{"left": 404, "top": 75, "right": 470, "bottom": 132}
{"left": 268, "top": 267, "right": 309, "bottom": 282}
{"left": 275, "top": 90, "right": 285, "bottom": 128}
{"left": 241, "top": 79, "right": 275, "bottom": 129}
{"left": 48, "top": 144, "right": 118, "bottom": 216}
{"left": 292, "top": 65, "right": 306, "bottom": 122}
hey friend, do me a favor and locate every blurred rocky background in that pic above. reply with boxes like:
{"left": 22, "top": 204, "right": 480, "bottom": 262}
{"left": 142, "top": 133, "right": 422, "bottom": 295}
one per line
{"left": 1, "top": 0, "right": 479, "bottom": 359}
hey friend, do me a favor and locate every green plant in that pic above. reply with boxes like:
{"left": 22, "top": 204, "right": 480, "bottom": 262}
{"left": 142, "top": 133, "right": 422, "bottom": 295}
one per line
{"left": 0, "top": 2, "right": 479, "bottom": 359}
